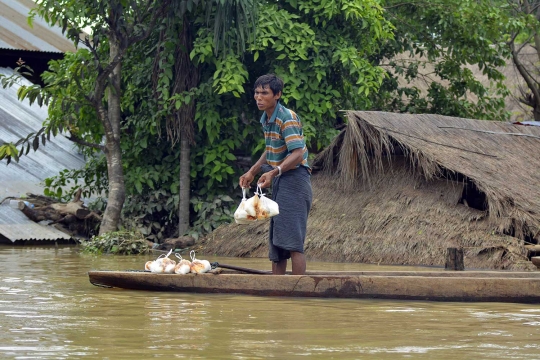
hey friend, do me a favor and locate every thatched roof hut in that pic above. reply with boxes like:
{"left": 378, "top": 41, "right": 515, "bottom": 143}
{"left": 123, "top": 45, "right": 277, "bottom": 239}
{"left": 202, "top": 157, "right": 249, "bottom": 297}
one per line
{"left": 201, "top": 112, "right": 540, "bottom": 270}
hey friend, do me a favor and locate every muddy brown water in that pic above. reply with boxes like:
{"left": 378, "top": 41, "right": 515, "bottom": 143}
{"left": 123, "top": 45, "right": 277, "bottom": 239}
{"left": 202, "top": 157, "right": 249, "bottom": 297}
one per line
{"left": 1, "top": 246, "right": 539, "bottom": 359}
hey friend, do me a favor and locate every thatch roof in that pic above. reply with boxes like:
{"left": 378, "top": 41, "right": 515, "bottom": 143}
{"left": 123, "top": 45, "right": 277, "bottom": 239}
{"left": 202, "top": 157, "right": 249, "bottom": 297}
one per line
{"left": 201, "top": 112, "right": 540, "bottom": 270}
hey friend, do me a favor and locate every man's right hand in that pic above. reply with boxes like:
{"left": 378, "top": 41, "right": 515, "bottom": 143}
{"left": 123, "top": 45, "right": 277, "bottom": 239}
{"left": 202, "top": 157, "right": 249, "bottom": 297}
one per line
{"left": 239, "top": 170, "right": 254, "bottom": 189}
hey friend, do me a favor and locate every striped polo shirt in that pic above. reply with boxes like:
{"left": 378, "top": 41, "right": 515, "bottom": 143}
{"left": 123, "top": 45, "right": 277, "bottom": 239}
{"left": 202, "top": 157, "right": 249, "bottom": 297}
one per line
{"left": 260, "top": 102, "right": 310, "bottom": 171}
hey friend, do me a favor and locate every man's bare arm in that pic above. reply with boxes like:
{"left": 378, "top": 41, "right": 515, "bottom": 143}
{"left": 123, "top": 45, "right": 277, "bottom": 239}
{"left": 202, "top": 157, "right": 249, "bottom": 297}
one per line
{"left": 257, "top": 148, "right": 303, "bottom": 188}
{"left": 239, "top": 151, "right": 267, "bottom": 188}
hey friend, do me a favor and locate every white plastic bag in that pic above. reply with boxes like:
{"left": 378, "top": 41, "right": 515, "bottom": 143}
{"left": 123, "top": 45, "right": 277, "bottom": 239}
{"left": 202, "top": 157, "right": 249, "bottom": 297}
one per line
{"left": 234, "top": 186, "right": 279, "bottom": 224}
{"left": 256, "top": 185, "right": 279, "bottom": 220}
{"left": 234, "top": 188, "right": 256, "bottom": 224}
{"left": 189, "top": 250, "right": 211, "bottom": 273}
{"left": 244, "top": 190, "right": 259, "bottom": 217}
{"left": 145, "top": 249, "right": 176, "bottom": 273}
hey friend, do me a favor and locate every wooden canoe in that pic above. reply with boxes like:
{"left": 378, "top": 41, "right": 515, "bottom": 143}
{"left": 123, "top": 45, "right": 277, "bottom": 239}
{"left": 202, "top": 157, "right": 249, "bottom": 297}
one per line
{"left": 88, "top": 269, "right": 540, "bottom": 303}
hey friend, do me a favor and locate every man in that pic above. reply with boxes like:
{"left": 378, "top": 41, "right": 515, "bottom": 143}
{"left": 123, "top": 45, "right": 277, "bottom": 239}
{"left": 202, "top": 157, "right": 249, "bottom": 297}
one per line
{"left": 239, "top": 74, "right": 312, "bottom": 275}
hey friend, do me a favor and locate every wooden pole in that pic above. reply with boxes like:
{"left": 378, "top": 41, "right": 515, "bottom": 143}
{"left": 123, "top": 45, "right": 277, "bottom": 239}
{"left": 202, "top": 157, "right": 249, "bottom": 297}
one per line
{"left": 445, "top": 247, "right": 464, "bottom": 271}
{"left": 211, "top": 262, "right": 271, "bottom": 275}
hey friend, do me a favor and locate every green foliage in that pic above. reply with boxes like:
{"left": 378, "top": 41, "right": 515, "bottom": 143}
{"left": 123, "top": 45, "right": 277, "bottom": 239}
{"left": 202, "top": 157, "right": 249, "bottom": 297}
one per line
{"left": 43, "top": 157, "right": 109, "bottom": 203}
{"left": 213, "top": 54, "right": 250, "bottom": 97}
{"left": 251, "top": 1, "right": 391, "bottom": 148}
{"left": 41, "top": 50, "right": 103, "bottom": 152}
{"left": 373, "top": 0, "right": 512, "bottom": 120}
{"left": 4, "top": 0, "right": 522, "bottom": 244}
{"left": 188, "top": 194, "right": 235, "bottom": 240}
{"left": 121, "top": 188, "right": 177, "bottom": 243}
{"left": 9, "top": 0, "right": 395, "bottom": 242}
{"left": 189, "top": 0, "right": 394, "bottom": 157}
{"left": 1, "top": 0, "right": 260, "bottom": 240}
{"left": 79, "top": 230, "right": 151, "bottom": 255}
{"left": 120, "top": 0, "right": 393, "bottom": 240}
{"left": 0, "top": 143, "right": 19, "bottom": 165}
{"left": 0, "top": 125, "right": 66, "bottom": 165}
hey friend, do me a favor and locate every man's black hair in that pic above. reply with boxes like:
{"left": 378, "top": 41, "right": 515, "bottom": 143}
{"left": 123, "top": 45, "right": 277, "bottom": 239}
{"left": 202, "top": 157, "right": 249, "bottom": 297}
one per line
{"left": 254, "top": 74, "right": 284, "bottom": 96}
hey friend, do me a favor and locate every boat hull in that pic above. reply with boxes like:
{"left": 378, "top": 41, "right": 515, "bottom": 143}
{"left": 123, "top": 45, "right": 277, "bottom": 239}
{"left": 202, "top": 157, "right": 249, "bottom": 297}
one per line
{"left": 88, "top": 270, "right": 540, "bottom": 303}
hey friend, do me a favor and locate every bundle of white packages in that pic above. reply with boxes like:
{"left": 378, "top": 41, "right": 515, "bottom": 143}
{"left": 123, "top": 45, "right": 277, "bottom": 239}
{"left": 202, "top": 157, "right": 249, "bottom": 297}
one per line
{"left": 234, "top": 186, "right": 279, "bottom": 224}
{"left": 234, "top": 188, "right": 256, "bottom": 224}
{"left": 256, "top": 186, "right": 279, "bottom": 220}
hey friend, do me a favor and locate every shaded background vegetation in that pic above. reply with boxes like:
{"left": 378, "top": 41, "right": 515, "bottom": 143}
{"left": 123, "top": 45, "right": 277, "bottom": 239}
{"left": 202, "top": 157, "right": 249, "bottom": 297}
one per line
{"left": 1, "top": 0, "right": 538, "bottom": 243}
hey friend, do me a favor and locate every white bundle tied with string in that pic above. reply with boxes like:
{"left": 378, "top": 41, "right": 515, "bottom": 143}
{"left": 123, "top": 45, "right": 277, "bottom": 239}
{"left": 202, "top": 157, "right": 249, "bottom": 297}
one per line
{"left": 145, "top": 249, "right": 176, "bottom": 273}
{"left": 234, "top": 188, "right": 256, "bottom": 224}
{"left": 173, "top": 253, "right": 192, "bottom": 274}
{"left": 189, "top": 250, "right": 211, "bottom": 274}
{"left": 255, "top": 185, "right": 279, "bottom": 220}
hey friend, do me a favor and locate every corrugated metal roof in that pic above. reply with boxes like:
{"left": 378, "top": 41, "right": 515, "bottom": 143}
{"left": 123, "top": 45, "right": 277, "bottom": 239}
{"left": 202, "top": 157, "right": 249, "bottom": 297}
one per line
{"left": 0, "top": 66, "right": 86, "bottom": 242}
{"left": 0, "top": 0, "right": 78, "bottom": 53}
{"left": 0, "top": 67, "right": 86, "bottom": 199}
{"left": 0, "top": 202, "right": 72, "bottom": 241}
{"left": 514, "top": 121, "right": 540, "bottom": 127}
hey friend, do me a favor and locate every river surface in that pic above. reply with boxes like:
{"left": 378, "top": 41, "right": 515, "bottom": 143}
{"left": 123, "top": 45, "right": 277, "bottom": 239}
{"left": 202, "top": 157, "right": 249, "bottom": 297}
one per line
{"left": 1, "top": 246, "right": 539, "bottom": 359}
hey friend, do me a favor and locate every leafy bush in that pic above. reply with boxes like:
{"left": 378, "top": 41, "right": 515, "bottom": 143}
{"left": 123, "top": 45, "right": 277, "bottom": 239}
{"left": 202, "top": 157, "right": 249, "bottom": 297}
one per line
{"left": 121, "top": 188, "right": 177, "bottom": 243}
{"left": 188, "top": 194, "right": 236, "bottom": 241}
{"left": 79, "top": 230, "right": 151, "bottom": 255}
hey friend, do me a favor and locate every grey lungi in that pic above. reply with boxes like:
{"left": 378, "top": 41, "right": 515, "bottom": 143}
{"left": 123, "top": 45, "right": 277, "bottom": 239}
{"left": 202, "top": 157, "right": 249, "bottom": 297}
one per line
{"left": 268, "top": 166, "right": 312, "bottom": 262}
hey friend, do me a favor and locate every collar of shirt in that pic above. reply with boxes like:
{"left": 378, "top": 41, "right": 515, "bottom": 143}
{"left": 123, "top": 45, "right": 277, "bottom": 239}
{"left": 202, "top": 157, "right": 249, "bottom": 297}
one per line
{"left": 259, "top": 101, "right": 282, "bottom": 124}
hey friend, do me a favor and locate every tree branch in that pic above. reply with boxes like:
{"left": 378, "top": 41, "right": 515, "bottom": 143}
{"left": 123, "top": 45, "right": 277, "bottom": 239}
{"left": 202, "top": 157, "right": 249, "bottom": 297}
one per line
{"left": 379, "top": 58, "right": 430, "bottom": 66}
{"left": 519, "top": 97, "right": 534, "bottom": 107}
{"left": 384, "top": 1, "right": 424, "bottom": 9}
{"left": 88, "top": 1, "right": 167, "bottom": 132}
{"left": 82, "top": 36, "right": 103, "bottom": 73}
{"left": 516, "top": 34, "right": 534, "bottom": 54}
{"left": 523, "top": 0, "right": 540, "bottom": 62}
{"left": 523, "top": 0, "right": 540, "bottom": 15}
{"left": 93, "top": 51, "right": 125, "bottom": 102}
{"left": 508, "top": 30, "right": 521, "bottom": 46}
{"left": 531, "top": 2, "right": 540, "bottom": 15}
{"left": 65, "top": 134, "right": 105, "bottom": 151}
{"left": 92, "top": 0, "right": 166, "bottom": 97}
{"left": 127, "top": 0, "right": 168, "bottom": 45}
{"left": 510, "top": 42, "right": 540, "bottom": 106}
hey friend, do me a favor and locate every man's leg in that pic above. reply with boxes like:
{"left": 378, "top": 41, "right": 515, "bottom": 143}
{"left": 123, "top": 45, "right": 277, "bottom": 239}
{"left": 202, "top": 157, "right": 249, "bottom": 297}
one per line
{"left": 272, "top": 260, "right": 287, "bottom": 275}
{"left": 290, "top": 252, "right": 306, "bottom": 275}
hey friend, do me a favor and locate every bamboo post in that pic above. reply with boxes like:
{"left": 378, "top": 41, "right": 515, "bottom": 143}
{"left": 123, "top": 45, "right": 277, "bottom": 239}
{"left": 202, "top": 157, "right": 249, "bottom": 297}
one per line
{"left": 445, "top": 247, "right": 464, "bottom": 271}
{"left": 532, "top": 257, "right": 540, "bottom": 270}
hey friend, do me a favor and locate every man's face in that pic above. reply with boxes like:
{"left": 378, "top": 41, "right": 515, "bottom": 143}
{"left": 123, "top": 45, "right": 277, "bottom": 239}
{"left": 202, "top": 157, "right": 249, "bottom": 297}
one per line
{"left": 254, "top": 85, "right": 281, "bottom": 112}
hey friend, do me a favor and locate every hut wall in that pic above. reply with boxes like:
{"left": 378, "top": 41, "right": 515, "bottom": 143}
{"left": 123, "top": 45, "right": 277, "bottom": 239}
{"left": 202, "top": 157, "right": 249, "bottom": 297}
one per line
{"left": 203, "top": 158, "right": 532, "bottom": 270}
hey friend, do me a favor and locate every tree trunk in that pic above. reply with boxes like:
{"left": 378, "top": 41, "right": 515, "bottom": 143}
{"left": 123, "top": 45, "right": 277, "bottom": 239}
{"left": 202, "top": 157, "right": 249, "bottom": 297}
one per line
{"left": 524, "top": 0, "right": 540, "bottom": 121}
{"left": 524, "top": 0, "right": 540, "bottom": 63}
{"left": 17, "top": 192, "right": 102, "bottom": 237}
{"left": 100, "top": 139, "right": 126, "bottom": 234}
{"left": 534, "top": 105, "right": 540, "bottom": 121}
{"left": 174, "top": 18, "right": 198, "bottom": 236}
{"left": 178, "top": 130, "right": 190, "bottom": 235}
{"left": 108, "top": 39, "right": 122, "bottom": 140}
{"left": 99, "top": 39, "right": 126, "bottom": 235}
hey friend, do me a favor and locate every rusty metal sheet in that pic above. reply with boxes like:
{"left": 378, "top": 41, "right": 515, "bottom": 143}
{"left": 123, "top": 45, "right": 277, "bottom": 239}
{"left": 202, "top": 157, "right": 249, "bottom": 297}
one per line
{"left": 0, "top": 0, "right": 77, "bottom": 53}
